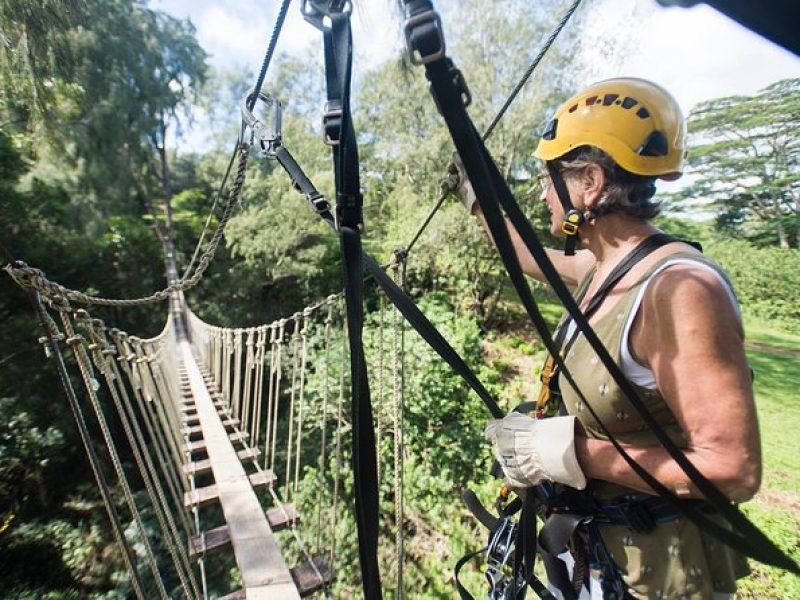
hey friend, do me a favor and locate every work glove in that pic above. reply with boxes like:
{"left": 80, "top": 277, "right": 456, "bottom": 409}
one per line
{"left": 484, "top": 412, "right": 587, "bottom": 490}
{"left": 443, "top": 152, "right": 479, "bottom": 214}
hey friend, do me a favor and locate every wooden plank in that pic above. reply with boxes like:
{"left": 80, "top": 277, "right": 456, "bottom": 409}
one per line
{"left": 182, "top": 417, "right": 240, "bottom": 436}
{"left": 290, "top": 556, "right": 333, "bottom": 597}
{"left": 179, "top": 341, "right": 300, "bottom": 599}
{"left": 183, "top": 468, "right": 275, "bottom": 509}
{"left": 183, "top": 447, "right": 260, "bottom": 477}
{"left": 184, "top": 431, "right": 249, "bottom": 454}
{"left": 188, "top": 504, "right": 300, "bottom": 558}
{"left": 265, "top": 504, "right": 300, "bottom": 531}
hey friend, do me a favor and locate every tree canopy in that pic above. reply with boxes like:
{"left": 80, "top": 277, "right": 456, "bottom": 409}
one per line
{"left": 678, "top": 78, "right": 800, "bottom": 249}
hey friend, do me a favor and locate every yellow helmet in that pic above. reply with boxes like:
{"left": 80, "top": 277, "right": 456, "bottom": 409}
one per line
{"left": 533, "top": 78, "right": 686, "bottom": 180}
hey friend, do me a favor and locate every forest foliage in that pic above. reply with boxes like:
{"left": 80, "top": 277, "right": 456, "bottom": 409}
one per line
{"left": 1, "top": 0, "right": 798, "bottom": 597}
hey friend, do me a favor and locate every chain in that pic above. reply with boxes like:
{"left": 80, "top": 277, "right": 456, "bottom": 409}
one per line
{"left": 4, "top": 144, "right": 250, "bottom": 307}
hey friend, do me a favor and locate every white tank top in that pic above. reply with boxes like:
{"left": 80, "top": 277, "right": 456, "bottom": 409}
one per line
{"left": 563, "top": 259, "right": 741, "bottom": 390}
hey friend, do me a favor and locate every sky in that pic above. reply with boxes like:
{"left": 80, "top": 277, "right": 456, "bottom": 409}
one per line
{"left": 151, "top": 0, "right": 799, "bottom": 148}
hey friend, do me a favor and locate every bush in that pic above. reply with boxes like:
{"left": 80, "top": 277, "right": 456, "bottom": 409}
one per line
{"left": 705, "top": 239, "right": 800, "bottom": 333}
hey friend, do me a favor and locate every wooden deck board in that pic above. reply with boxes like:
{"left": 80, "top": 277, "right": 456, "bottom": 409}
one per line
{"left": 183, "top": 447, "right": 260, "bottom": 477}
{"left": 179, "top": 341, "right": 299, "bottom": 599}
{"left": 188, "top": 504, "right": 300, "bottom": 558}
{"left": 184, "top": 431, "right": 248, "bottom": 454}
{"left": 291, "top": 556, "right": 333, "bottom": 597}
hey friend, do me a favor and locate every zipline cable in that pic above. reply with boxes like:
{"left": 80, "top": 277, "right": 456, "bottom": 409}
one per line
{"left": 481, "top": 0, "right": 582, "bottom": 141}
{"left": 248, "top": 0, "right": 293, "bottom": 111}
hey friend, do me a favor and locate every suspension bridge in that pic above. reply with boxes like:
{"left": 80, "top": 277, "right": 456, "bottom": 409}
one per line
{"left": 9, "top": 273, "right": 409, "bottom": 599}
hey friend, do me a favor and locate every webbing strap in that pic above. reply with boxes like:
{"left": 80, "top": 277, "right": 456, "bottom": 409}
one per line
{"left": 406, "top": 0, "right": 799, "bottom": 576}
{"left": 320, "top": 13, "right": 381, "bottom": 599}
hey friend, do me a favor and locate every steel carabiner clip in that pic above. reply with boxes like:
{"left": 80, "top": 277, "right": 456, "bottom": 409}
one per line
{"left": 240, "top": 88, "right": 283, "bottom": 157}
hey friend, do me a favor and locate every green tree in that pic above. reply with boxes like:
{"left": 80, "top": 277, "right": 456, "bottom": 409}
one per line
{"left": 679, "top": 78, "right": 800, "bottom": 249}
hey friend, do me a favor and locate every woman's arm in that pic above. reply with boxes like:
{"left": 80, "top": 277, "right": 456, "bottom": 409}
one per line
{"left": 574, "top": 264, "right": 762, "bottom": 502}
{"left": 472, "top": 207, "right": 595, "bottom": 286}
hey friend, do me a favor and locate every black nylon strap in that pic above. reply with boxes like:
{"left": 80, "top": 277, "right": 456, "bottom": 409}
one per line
{"left": 410, "top": 2, "right": 799, "bottom": 574}
{"left": 546, "top": 163, "right": 580, "bottom": 256}
{"left": 320, "top": 12, "right": 381, "bottom": 599}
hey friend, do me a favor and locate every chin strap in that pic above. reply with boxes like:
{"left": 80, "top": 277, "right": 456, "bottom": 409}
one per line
{"left": 546, "top": 161, "right": 583, "bottom": 256}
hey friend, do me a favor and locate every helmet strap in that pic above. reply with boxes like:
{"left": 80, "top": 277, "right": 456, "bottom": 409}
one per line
{"left": 546, "top": 161, "right": 582, "bottom": 256}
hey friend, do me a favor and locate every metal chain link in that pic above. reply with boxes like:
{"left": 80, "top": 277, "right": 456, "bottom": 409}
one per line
{"left": 4, "top": 144, "right": 250, "bottom": 307}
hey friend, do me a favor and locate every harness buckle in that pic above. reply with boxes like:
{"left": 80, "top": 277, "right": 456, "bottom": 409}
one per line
{"left": 334, "top": 192, "right": 364, "bottom": 232}
{"left": 561, "top": 210, "right": 583, "bottom": 236}
{"left": 322, "top": 100, "right": 343, "bottom": 146}
{"left": 404, "top": 10, "right": 446, "bottom": 65}
{"left": 240, "top": 88, "right": 283, "bottom": 157}
{"left": 307, "top": 191, "right": 330, "bottom": 214}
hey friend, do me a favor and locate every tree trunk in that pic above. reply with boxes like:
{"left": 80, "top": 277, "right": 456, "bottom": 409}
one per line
{"left": 777, "top": 222, "right": 790, "bottom": 249}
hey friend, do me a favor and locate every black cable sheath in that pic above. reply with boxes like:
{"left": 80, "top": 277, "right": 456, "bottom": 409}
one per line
{"left": 248, "top": 0, "right": 293, "bottom": 111}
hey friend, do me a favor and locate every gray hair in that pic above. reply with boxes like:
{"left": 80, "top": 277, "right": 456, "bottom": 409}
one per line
{"left": 555, "top": 146, "right": 661, "bottom": 220}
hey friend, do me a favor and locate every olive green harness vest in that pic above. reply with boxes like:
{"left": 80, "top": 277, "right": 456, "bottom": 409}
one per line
{"left": 553, "top": 252, "right": 749, "bottom": 597}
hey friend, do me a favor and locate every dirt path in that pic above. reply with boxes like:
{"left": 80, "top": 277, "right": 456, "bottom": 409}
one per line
{"left": 744, "top": 340, "right": 800, "bottom": 358}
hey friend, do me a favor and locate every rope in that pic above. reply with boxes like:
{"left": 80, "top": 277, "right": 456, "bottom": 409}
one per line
{"left": 80, "top": 316, "right": 201, "bottom": 600}
{"left": 293, "top": 309, "right": 312, "bottom": 500}
{"left": 181, "top": 142, "right": 240, "bottom": 280}
{"left": 232, "top": 330, "right": 244, "bottom": 422}
{"left": 31, "top": 295, "right": 147, "bottom": 600}
{"left": 269, "top": 320, "right": 286, "bottom": 473}
{"left": 285, "top": 316, "right": 301, "bottom": 500}
{"left": 61, "top": 312, "right": 169, "bottom": 599}
{"left": 391, "top": 260, "right": 407, "bottom": 599}
{"left": 316, "top": 298, "right": 336, "bottom": 556}
{"left": 402, "top": 0, "right": 583, "bottom": 256}
{"left": 376, "top": 294, "right": 385, "bottom": 485}
{"left": 4, "top": 145, "right": 250, "bottom": 307}
{"left": 111, "top": 332, "right": 193, "bottom": 526}
{"left": 330, "top": 301, "right": 346, "bottom": 568}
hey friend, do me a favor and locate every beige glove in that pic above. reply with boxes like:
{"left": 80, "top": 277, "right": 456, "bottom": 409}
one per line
{"left": 444, "top": 152, "right": 479, "bottom": 214}
{"left": 484, "top": 413, "right": 587, "bottom": 490}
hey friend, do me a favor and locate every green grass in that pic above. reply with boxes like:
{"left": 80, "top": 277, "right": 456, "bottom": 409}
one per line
{"left": 737, "top": 321, "right": 800, "bottom": 598}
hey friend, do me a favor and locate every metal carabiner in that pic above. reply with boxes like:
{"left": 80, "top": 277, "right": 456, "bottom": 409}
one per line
{"left": 301, "top": 0, "right": 352, "bottom": 31}
{"left": 240, "top": 88, "right": 283, "bottom": 157}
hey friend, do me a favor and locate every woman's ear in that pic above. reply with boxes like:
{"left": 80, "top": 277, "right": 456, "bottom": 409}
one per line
{"left": 581, "top": 163, "right": 606, "bottom": 209}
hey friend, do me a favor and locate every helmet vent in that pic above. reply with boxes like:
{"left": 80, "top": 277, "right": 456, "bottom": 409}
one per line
{"left": 636, "top": 107, "right": 651, "bottom": 119}
{"left": 638, "top": 130, "right": 668, "bottom": 157}
{"left": 603, "top": 93, "right": 619, "bottom": 106}
{"left": 586, "top": 95, "right": 598, "bottom": 106}
{"left": 568, "top": 104, "right": 578, "bottom": 113}
{"left": 621, "top": 97, "right": 638, "bottom": 109}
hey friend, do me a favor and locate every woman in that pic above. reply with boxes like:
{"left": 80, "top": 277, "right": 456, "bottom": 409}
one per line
{"left": 463, "top": 78, "right": 760, "bottom": 598}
